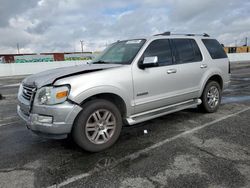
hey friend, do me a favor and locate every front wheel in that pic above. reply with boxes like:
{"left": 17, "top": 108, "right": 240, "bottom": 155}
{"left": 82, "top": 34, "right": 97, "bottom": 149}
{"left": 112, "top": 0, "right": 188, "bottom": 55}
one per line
{"left": 72, "top": 99, "right": 122, "bottom": 152}
{"left": 199, "top": 81, "right": 222, "bottom": 113}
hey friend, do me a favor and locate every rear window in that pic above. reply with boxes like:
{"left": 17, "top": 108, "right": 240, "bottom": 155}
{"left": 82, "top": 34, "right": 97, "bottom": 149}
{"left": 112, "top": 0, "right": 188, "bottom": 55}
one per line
{"left": 172, "top": 39, "right": 202, "bottom": 64}
{"left": 202, "top": 39, "right": 227, "bottom": 59}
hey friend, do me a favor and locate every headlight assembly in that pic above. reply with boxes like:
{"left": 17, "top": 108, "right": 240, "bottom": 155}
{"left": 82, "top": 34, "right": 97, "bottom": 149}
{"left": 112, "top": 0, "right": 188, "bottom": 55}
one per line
{"left": 34, "top": 85, "right": 70, "bottom": 105}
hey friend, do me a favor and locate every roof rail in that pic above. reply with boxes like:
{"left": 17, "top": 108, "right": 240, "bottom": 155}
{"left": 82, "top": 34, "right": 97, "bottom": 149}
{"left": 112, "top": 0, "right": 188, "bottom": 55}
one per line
{"left": 154, "top": 32, "right": 210, "bottom": 37}
{"left": 185, "top": 33, "right": 210, "bottom": 37}
{"left": 154, "top": 31, "right": 171, "bottom": 36}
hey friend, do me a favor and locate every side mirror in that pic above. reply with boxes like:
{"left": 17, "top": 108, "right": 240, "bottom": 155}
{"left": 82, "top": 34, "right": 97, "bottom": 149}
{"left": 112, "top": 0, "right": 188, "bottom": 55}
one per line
{"left": 139, "top": 56, "right": 158, "bottom": 69}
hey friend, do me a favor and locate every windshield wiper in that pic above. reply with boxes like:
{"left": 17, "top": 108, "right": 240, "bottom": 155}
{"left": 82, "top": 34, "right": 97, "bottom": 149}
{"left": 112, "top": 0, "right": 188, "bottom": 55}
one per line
{"left": 92, "top": 60, "right": 110, "bottom": 64}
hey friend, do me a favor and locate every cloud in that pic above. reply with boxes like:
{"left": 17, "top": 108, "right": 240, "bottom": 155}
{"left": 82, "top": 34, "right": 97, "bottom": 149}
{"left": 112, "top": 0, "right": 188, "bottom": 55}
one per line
{"left": 0, "top": 0, "right": 40, "bottom": 27}
{"left": 0, "top": 0, "right": 249, "bottom": 53}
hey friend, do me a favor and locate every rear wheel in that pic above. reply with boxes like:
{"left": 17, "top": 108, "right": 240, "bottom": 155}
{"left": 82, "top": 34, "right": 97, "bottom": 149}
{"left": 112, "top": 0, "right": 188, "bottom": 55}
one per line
{"left": 72, "top": 99, "right": 122, "bottom": 152}
{"left": 199, "top": 81, "right": 222, "bottom": 113}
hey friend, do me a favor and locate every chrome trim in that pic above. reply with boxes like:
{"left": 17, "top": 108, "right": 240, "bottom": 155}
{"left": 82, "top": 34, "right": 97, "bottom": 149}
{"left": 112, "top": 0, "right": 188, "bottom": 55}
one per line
{"left": 200, "top": 64, "right": 208, "bottom": 69}
{"left": 126, "top": 99, "right": 201, "bottom": 125}
{"left": 167, "top": 69, "right": 177, "bottom": 74}
{"left": 135, "top": 90, "right": 199, "bottom": 106}
{"left": 22, "top": 84, "right": 36, "bottom": 102}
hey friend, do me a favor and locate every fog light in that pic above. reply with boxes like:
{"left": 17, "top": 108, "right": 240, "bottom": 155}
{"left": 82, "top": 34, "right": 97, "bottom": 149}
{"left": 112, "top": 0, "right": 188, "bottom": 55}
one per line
{"left": 37, "top": 115, "right": 53, "bottom": 124}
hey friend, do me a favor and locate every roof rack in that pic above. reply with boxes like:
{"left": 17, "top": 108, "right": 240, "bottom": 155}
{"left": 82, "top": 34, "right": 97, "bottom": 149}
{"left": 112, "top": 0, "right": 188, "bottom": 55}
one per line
{"left": 185, "top": 33, "right": 210, "bottom": 37}
{"left": 154, "top": 31, "right": 210, "bottom": 37}
{"left": 154, "top": 31, "right": 171, "bottom": 36}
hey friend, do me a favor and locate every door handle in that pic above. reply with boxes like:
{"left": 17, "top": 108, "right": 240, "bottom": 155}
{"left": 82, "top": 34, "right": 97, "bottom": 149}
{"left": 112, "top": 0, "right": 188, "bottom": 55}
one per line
{"left": 200, "top": 64, "right": 207, "bottom": 69}
{"left": 167, "top": 69, "right": 177, "bottom": 74}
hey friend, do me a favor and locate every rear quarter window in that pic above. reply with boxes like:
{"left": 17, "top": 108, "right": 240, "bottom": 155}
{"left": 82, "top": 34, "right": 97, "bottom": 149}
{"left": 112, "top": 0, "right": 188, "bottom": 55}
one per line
{"left": 202, "top": 39, "right": 227, "bottom": 59}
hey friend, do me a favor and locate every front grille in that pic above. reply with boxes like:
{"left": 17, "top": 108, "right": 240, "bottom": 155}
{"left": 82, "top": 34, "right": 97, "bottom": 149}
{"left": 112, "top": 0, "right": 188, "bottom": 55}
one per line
{"left": 22, "top": 85, "right": 36, "bottom": 101}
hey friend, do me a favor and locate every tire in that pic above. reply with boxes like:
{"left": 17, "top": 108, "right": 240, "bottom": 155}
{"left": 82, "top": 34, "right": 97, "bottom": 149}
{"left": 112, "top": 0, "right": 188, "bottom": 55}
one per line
{"left": 72, "top": 99, "right": 122, "bottom": 152}
{"left": 199, "top": 81, "right": 222, "bottom": 113}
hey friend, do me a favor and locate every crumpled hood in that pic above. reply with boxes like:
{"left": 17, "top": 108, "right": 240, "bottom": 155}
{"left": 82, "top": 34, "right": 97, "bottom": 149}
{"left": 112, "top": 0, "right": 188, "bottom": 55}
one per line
{"left": 22, "top": 63, "right": 122, "bottom": 88}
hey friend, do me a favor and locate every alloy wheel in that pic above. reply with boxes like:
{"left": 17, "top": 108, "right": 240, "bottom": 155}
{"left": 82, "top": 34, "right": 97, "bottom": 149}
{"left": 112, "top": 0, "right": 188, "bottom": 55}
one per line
{"left": 207, "top": 86, "right": 220, "bottom": 108}
{"left": 85, "top": 109, "right": 116, "bottom": 144}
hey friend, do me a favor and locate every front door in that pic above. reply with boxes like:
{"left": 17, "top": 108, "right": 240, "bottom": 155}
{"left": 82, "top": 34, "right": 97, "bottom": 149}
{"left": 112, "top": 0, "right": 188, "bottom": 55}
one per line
{"left": 132, "top": 39, "right": 175, "bottom": 113}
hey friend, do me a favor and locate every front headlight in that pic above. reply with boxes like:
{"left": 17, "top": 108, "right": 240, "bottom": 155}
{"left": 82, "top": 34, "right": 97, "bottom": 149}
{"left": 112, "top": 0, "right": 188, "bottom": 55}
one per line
{"left": 34, "top": 85, "right": 70, "bottom": 105}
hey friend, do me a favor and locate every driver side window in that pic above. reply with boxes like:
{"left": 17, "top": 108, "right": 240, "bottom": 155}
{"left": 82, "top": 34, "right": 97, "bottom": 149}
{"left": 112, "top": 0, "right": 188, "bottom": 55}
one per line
{"left": 143, "top": 39, "right": 173, "bottom": 66}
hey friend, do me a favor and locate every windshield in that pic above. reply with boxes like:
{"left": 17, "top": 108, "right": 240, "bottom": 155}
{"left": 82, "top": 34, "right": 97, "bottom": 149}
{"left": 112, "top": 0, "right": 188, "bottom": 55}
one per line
{"left": 92, "top": 39, "right": 146, "bottom": 65}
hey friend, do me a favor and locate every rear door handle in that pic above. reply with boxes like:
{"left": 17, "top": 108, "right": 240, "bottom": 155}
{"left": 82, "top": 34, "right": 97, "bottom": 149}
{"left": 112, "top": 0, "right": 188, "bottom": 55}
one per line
{"left": 167, "top": 69, "right": 177, "bottom": 74}
{"left": 200, "top": 64, "right": 207, "bottom": 69}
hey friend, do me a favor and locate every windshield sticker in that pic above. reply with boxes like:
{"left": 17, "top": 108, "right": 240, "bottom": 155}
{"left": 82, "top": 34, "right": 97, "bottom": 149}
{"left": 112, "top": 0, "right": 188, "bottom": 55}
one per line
{"left": 126, "top": 40, "right": 142, "bottom": 44}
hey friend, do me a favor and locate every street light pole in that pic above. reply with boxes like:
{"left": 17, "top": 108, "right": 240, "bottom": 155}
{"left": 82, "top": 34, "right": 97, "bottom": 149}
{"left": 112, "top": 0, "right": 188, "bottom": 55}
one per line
{"left": 17, "top": 43, "right": 20, "bottom": 54}
{"left": 80, "top": 40, "right": 84, "bottom": 55}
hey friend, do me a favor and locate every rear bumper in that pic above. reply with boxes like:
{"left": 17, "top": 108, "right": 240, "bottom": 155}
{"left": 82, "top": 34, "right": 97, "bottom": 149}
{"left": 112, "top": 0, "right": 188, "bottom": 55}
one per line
{"left": 17, "top": 96, "right": 82, "bottom": 138}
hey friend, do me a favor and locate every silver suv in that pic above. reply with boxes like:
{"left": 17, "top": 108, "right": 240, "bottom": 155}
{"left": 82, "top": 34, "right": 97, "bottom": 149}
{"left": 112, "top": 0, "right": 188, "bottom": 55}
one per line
{"left": 17, "top": 32, "right": 230, "bottom": 152}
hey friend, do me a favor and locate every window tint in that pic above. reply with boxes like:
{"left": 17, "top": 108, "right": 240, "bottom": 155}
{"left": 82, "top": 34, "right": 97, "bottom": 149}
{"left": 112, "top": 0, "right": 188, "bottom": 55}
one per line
{"left": 143, "top": 39, "right": 172, "bottom": 66}
{"left": 202, "top": 39, "right": 227, "bottom": 59}
{"left": 191, "top": 40, "right": 203, "bottom": 61}
{"left": 173, "top": 39, "right": 202, "bottom": 64}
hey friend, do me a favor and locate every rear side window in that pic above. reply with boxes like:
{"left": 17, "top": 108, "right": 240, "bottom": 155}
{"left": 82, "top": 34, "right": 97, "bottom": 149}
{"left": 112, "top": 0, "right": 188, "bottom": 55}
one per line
{"left": 202, "top": 39, "right": 227, "bottom": 59}
{"left": 143, "top": 39, "right": 172, "bottom": 66}
{"left": 172, "top": 39, "right": 202, "bottom": 64}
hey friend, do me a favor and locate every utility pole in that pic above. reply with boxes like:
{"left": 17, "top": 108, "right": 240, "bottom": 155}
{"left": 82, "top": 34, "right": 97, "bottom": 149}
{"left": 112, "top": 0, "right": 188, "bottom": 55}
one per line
{"left": 80, "top": 40, "right": 84, "bottom": 55}
{"left": 17, "top": 43, "right": 20, "bottom": 54}
{"left": 246, "top": 37, "right": 249, "bottom": 52}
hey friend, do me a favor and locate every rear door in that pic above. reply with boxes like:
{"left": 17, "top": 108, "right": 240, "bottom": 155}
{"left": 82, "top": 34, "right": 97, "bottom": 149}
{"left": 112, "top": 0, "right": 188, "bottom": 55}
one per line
{"left": 169, "top": 38, "right": 205, "bottom": 99}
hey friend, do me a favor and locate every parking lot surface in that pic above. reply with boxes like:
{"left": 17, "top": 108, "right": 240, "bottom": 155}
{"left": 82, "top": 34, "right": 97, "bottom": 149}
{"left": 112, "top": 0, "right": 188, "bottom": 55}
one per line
{"left": 0, "top": 66, "right": 250, "bottom": 188}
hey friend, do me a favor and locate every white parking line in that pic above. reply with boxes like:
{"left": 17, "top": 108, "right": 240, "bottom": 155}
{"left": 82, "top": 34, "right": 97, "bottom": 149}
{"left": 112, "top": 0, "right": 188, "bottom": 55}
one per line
{"left": 0, "top": 116, "right": 18, "bottom": 121}
{"left": 47, "top": 106, "right": 250, "bottom": 188}
{"left": 0, "top": 83, "right": 20, "bottom": 88}
{"left": 9, "top": 94, "right": 17, "bottom": 97}
{"left": 1, "top": 94, "right": 17, "bottom": 98}
{"left": 0, "top": 121, "right": 20, "bottom": 127}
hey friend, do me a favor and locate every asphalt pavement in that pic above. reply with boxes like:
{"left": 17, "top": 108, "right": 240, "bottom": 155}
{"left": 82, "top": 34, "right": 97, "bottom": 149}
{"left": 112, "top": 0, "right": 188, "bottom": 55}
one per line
{"left": 0, "top": 66, "right": 250, "bottom": 188}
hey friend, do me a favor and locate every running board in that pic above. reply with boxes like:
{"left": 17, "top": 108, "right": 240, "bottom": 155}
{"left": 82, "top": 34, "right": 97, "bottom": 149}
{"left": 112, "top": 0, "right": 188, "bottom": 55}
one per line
{"left": 126, "top": 99, "right": 201, "bottom": 125}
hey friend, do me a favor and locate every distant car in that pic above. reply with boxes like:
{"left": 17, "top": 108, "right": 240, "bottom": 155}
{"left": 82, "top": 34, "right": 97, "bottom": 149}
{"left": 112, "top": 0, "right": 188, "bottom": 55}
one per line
{"left": 17, "top": 32, "right": 230, "bottom": 152}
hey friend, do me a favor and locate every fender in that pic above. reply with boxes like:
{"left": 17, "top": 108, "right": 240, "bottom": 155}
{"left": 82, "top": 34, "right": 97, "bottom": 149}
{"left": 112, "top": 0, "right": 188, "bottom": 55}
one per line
{"left": 69, "top": 85, "right": 133, "bottom": 116}
{"left": 198, "top": 68, "right": 224, "bottom": 97}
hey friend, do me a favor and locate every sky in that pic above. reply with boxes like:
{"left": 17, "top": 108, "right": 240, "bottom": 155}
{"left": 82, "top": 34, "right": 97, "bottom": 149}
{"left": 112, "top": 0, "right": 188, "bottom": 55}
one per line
{"left": 0, "top": 0, "right": 250, "bottom": 54}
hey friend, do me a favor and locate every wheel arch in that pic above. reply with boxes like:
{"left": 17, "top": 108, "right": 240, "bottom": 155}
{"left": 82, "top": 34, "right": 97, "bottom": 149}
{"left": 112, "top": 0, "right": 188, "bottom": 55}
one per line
{"left": 70, "top": 85, "right": 132, "bottom": 117}
{"left": 79, "top": 93, "right": 127, "bottom": 119}
{"left": 199, "top": 74, "right": 223, "bottom": 97}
